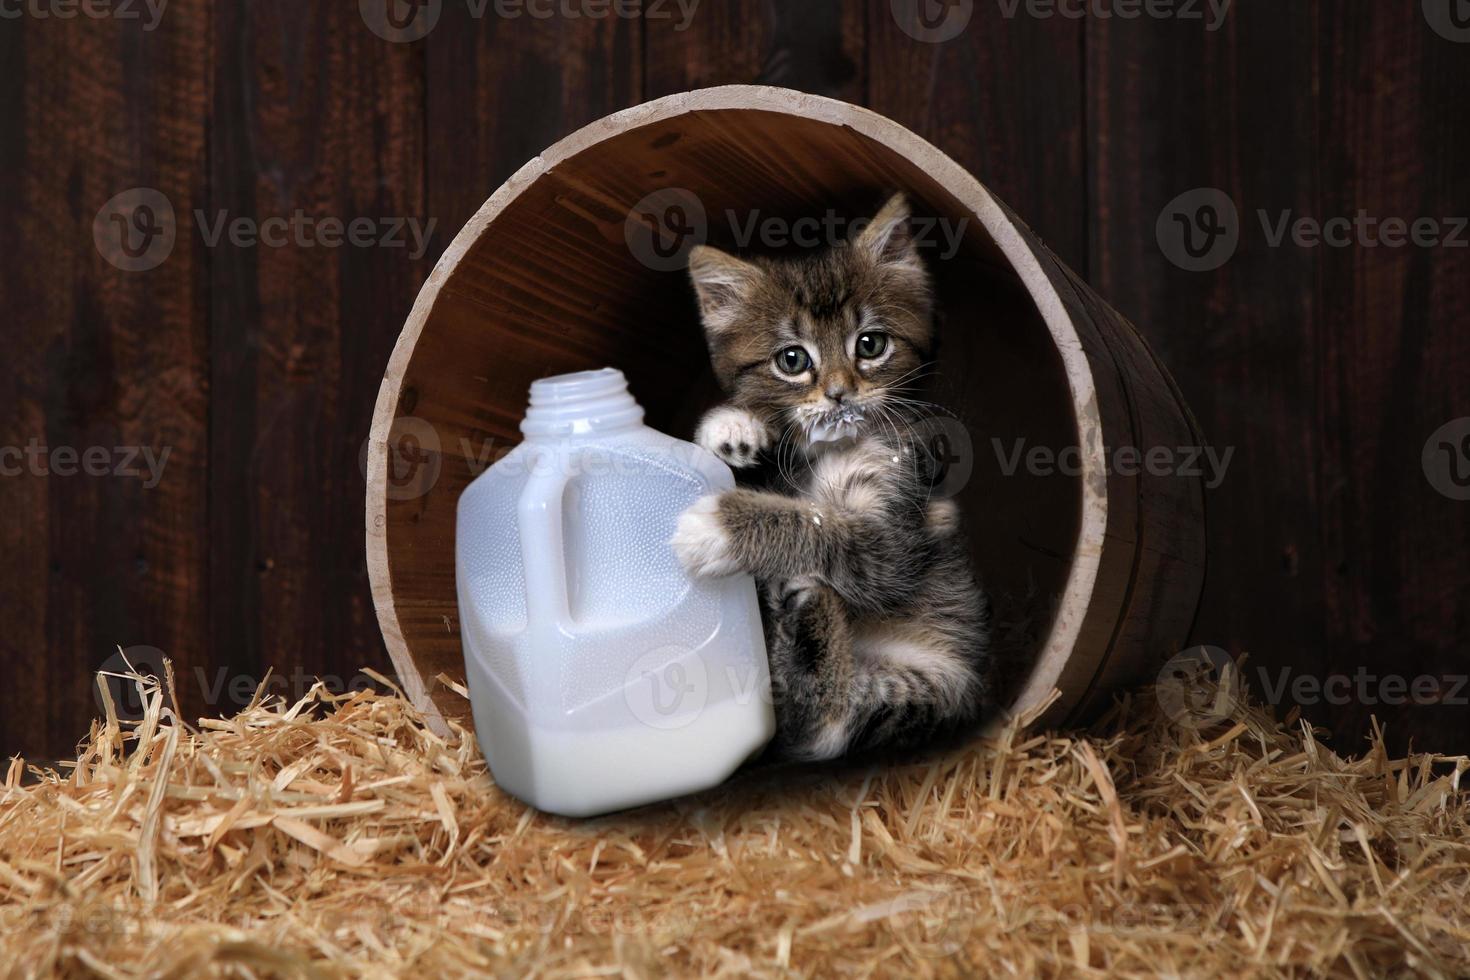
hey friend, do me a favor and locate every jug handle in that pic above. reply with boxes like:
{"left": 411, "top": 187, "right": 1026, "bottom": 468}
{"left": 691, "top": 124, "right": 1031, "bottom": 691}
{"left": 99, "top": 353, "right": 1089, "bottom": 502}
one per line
{"left": 517, "top": 462, "right": 573, "bottom": 633}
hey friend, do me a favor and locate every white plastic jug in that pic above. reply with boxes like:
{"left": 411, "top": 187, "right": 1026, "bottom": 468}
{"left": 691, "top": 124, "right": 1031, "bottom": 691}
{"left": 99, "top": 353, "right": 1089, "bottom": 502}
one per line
{"left": 456, "top": 368, "right": 775, "bottom": 817}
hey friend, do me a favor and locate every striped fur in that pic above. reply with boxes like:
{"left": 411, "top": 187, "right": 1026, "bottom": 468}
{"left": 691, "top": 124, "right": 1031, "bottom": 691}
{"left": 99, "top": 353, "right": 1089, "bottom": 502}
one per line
{"left": 672, "top": 193, "right": 992, "bottom": 761}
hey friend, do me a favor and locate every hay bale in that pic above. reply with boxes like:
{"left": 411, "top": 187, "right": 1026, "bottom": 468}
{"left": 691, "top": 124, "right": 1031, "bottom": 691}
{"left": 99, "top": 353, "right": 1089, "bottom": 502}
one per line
{"left": 1, "top": 663, "right": 1467, "bottom": 977}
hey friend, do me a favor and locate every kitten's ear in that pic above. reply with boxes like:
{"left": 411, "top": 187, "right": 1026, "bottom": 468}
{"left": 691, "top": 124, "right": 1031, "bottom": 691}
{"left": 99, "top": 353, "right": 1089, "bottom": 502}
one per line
{"left": 856, "top": 192, "right": 920, "bottom": 267}
{"left": 688, "top": 244, "right": 762, "bottom": 335}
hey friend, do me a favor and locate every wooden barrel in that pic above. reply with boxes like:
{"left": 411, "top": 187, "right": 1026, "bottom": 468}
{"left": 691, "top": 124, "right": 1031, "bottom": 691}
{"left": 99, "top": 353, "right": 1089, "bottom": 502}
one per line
{"left": 366, "top": 86, "right": 1206, "bottom": 738}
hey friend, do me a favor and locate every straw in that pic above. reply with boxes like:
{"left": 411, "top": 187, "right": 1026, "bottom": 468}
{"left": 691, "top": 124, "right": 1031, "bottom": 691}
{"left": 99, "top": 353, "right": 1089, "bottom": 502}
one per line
{"left": 1, "top": 662, "right": 1466, "bottom": 978}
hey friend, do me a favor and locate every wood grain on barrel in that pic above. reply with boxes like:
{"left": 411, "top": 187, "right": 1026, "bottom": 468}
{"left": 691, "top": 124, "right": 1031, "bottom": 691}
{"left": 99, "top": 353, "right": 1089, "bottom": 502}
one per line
{"left": 1046, "top": 257, "right": 1207, "bottom": 720}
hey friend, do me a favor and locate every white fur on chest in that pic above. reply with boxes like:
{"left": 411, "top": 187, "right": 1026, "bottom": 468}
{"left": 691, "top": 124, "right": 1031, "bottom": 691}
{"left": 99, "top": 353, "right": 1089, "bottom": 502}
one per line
{"left": 800, "top": 438, "right": 903, "bottom": 515}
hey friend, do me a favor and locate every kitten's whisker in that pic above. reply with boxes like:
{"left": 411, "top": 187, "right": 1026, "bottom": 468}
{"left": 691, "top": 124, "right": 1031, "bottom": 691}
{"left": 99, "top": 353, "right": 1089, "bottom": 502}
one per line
{"left": 868, "top": 401, "right": 934, "bottom": 517}
{"left": 881, "top": 392, "right": 947, "bottom": 418}
{"left": 773, "top": 416, "right": 815, "bottom": 490}
{"left": 882, "top": 362, "right": 941, "bottom": 390}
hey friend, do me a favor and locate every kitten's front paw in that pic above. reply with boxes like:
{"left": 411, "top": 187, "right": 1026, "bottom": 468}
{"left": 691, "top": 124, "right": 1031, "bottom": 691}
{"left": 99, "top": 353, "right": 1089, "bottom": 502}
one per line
{"left": 672, "top": 495, "right": 742, "bottom": 578}
{"left": 696, "top": 406, "right": 770, "bottom": 469}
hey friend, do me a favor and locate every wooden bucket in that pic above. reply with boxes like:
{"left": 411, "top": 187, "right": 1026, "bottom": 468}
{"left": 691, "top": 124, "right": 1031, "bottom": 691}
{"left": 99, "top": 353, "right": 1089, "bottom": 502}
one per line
{"left": 366, "top": 86, "right": 1206, "bottom": 738}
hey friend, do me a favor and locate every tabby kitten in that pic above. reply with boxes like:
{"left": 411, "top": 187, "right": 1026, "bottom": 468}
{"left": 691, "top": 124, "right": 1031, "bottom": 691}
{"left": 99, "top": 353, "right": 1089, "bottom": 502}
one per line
{"left": 670, "top": 193, "right": 992, "bottom": 762}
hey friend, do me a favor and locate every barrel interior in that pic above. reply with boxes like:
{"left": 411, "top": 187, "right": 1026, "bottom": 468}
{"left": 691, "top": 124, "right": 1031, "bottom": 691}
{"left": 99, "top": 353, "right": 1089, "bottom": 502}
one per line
{"left": 383, "top": 108, "right": 1083, "bottom": 722}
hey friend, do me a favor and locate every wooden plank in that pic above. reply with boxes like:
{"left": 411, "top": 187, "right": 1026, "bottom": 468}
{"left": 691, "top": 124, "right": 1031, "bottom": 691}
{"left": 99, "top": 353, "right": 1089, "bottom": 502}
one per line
{"left": 425, "top": 4, "right": 643, "bottom": 246}
{"left": 1316, "top": 5, "right": 1470, "bottom": 752}
{"left": 1087, "top": 5, "right": 1328, "bottom": 731}
{"left": 0, "top": 6, "right": 210, "bottom": 757}
{"left": 4, "top": 0, "right": 1462, "bottom": 758}
{"left": 867, "top": 0, "right": 1092, "bottom": 708}
{"left": 867, "top": 0, "right": 1086, "bottom": 271}
{"left": 208, "top": 0, "right": 426, "bottom": 722}
{"left": 643, "top": 0, "right": 865, "bottom": 101}
{"left": 389, "top": 2, "right": 643, "bottom": 707}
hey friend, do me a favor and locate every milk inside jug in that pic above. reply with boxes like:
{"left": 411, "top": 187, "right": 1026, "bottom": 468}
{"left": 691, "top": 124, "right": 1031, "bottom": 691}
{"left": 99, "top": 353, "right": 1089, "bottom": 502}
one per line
{"left": 456, "top": 368, "right": 775, "bottom": 817}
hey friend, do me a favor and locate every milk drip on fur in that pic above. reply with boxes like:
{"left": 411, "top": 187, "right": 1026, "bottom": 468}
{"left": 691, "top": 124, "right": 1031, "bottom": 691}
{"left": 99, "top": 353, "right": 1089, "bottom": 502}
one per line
{"left": 456, "top": 368, "right": 775, "bottom": 817}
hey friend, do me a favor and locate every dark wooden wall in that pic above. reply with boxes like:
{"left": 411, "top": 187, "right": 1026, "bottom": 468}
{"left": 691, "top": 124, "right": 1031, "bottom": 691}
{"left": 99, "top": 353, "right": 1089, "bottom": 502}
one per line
{"left": 2, "top": 0, "right": 1466, "bottom": 758}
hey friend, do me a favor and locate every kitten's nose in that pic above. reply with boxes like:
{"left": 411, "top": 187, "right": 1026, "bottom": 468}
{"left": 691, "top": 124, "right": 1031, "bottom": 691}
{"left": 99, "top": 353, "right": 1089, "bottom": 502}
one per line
{"left": 825, "top": 384, "right": 848, "bottom": 404}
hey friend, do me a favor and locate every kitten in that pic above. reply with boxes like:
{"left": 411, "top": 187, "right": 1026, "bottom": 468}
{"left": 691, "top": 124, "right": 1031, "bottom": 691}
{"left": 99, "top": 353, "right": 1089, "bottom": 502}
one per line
{"left": 670, "top": 193, "right": 992, "bottom": 762}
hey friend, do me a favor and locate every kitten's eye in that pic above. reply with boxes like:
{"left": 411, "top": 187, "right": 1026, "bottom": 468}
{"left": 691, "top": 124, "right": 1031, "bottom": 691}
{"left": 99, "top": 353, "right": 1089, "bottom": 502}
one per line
{"left": 855, "top": 332, "right": 889, "bottom": 359}
{"left": 775, "top": 346, "right": 811, "bottom": 376}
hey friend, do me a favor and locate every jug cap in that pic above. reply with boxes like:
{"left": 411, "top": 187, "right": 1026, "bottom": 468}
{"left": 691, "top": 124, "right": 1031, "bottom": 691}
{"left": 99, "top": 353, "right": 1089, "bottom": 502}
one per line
{"left": 521, "top": 368, "right": 646, "bottom": 438}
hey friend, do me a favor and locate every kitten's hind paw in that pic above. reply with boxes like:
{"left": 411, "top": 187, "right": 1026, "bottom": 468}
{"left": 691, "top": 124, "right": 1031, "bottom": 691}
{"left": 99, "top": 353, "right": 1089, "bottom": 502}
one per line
{"left": 695, "top": 406, "right": 770, "bottom": 469}
{"left": 671, "top": 494, "right": 742, "bottom": 578}
{"left": 765, "top": 575, "right": 823, "bottom": 614}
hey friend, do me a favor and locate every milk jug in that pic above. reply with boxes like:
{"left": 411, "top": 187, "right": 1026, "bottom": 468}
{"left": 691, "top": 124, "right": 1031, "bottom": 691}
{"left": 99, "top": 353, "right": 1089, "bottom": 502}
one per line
{"left": 456, "top": 368, "right": 775, "bottom": 816}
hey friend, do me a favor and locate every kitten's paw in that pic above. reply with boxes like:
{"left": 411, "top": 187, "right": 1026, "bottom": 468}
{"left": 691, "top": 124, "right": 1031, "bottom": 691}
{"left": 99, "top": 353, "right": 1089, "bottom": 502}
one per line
{"left": 766, "top": 575, "right": 823, "bottom": 614}
{"left": 696, "top": 406, "right": 770, "bottom": 469}
{"left": 672, "top": 495, "right": 742, "bottom": 578}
